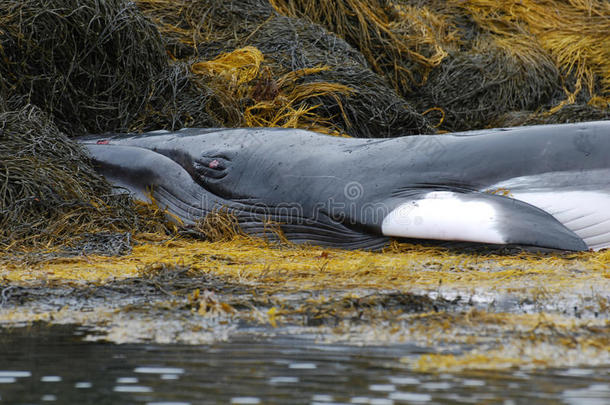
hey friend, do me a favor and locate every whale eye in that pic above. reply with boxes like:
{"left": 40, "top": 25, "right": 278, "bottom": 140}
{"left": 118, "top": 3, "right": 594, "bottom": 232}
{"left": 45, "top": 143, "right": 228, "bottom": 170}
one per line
{"left": 207, "top": 158, "right": 228, "bottom": 171}
{"left": 193, "top": 156, "right": 229, "bottom": 181}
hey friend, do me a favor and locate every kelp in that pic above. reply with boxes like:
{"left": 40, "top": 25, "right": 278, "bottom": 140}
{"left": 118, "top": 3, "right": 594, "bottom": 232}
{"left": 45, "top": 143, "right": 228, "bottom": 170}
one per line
{"left": 0, "top": 105, "right": 142, "bottom": 252}
{"left": 270, "top": 0, "right": 459, "bottom": 93}
{"left": 136, "top": 0, "right": 433, "bottom": 136}
{"left": 2, "top": 0, "right": 606, "bottom": 135}
{"left": 134, "top": 0, "right": 276, "bottom": 59}
{"left": 189, "top": 208, "right": 245, "bottom": 243}
{"left": 270, "top": 0, "right": 610, "bottom": 130}
{"left": 413, "top": 35, "right": 562, "bottom": 131}
{"left": 455, "top": 0, "right": 610, "bottom": 110}
{"left": 0, "top": 0, "right": 223, "bottom": 137}
{"left": 498, "top": 103, "right": 610, "bottom": 127}
{"left": 241, "top": 15, "right": 433, "bottom": 136}
{"left": 0, "top": 0, "right": 227, "bottom": 255}
{"left": 191, "top": 47, "right": 357, "bottom": 134}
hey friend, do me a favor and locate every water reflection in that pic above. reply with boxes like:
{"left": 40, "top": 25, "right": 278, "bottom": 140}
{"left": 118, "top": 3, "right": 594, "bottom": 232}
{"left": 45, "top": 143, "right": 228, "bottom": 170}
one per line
{"left": 0, "top": 324, "right": 608, "bottom": 404}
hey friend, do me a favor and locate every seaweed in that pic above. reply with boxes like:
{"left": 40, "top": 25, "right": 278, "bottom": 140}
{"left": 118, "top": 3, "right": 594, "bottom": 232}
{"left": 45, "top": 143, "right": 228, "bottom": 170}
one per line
{"left": 0, "top": 105, "right": 142, "bottom": 252}
{"left": 137, "top": 0, "right": 433, "bottom": 136}
{"left": 454, "top": 0, "right": 610, "bottom": 112}
{"left": 0, "top": 0, "right": 222, "bottom": 137}
{"left": 413, "top": 36, "right": 562, "bottom": 131}
{"left": 270, "top": 0, "right": 609, "bottom": 130}
{"left": 498, "top": 104, "right": 610, "bottom": 128}
{"left": 426, "top": 0, "right": 610, "bottom": 128}
{"left": 270, "top": 0, "right": 460, "bottom": 93}
{"left": 243, "top": 15, "right": 433, "bottom": 136}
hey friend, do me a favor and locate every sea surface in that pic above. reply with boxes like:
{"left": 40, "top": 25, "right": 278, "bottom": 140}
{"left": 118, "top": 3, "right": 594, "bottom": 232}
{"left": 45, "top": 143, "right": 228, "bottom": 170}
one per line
{"left": 0, "top": 324, "right": 608, "bottom": 405}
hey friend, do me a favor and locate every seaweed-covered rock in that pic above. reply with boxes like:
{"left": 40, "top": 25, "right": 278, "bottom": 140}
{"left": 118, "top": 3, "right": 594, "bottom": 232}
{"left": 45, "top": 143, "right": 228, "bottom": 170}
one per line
{"left": 413, "top": 37, "right": 562, "bottom": 131}
{"left": 245, "top": 15, "right": 432, "bottom": 136}
{"left": 0, "top": 0, "right": 221, "bottom": 136}
{"left": 0, "top": 105, "right": 140, "bottom": 250}
{"left": 270, "top": 0, "right": 463, "bottom": 93}
{"left": 137, "top": 0, "right": 433, "bottom": 136}
{"left": 270, "top": 0, "right": 609, "bottom": 130}
{"left": 497, "top": 104, "right": 610, "bottom": 128}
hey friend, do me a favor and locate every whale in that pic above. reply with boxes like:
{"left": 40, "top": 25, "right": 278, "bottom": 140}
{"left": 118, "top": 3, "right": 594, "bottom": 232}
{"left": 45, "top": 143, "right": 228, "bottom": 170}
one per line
{"left": 79, "top": 121, "right": 610, "bottom": 251}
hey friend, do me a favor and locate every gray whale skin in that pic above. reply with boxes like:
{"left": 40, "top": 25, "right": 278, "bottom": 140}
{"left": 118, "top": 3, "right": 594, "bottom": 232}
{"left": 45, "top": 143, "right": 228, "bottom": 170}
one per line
{"left": 79, "top": 121, "right": 610, "bottom": 252}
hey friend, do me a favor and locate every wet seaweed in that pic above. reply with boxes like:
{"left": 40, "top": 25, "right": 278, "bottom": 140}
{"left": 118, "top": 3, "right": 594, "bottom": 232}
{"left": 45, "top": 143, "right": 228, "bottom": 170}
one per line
{"left": 0, "top": 105, "right": 140, "bottom": 252}
{"left": 188, "top": 208, "right": 246, "bottom": 243}
{"left": 293, "top": 291, "right": 446, "bottom": 327}
{"left": 270, "top": 0, "right": 441, "bottom": 93}
{"left": 497, "top": 103, "right": 610, "bottom": 127}
{"left": 423, "top": 0, "right": 610, "bottom": 128}
{"left": 0, "top": 0, "right": 223, "bottom": 137}
{"left": 137, "top": 0, "right": 433, "bottom": 136}
{"left": 1, "top": 241, "right": 607, "bottom": 369}
{"left": 191, "top": 47, "right": 357, "bottom": 133}
{"left": 454, "top": 0, "right": 610, "bottom": 112}
{"left": 413, "top": 36, "right": 562, "bottom": 131}
{"left": 270, "top": 0, "right": 609, "bottom": 130}
{"left": 243, "top": 15, "right": 433, "bottom": 136}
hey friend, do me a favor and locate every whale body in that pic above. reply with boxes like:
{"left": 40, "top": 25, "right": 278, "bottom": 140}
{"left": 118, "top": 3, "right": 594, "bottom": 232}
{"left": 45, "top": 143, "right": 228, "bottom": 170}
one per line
{"left": 79, "top": 121, "right": 610, "bottom": 251}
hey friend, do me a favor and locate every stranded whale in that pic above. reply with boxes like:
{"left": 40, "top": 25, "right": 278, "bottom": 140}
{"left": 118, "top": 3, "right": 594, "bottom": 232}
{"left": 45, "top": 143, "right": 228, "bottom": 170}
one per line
{"left": 79, "top": 121, "right": 610, "bottom": 251}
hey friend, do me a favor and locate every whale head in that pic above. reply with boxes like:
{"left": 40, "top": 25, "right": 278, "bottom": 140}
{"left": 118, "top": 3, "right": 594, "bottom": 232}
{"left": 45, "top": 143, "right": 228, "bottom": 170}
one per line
{"left": 80, "top": 128, "right": 392, "bottom": 249}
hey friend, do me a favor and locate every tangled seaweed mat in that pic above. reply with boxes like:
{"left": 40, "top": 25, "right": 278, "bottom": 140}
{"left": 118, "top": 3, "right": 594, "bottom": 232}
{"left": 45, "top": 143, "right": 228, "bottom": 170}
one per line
{"left": 270, "top": 0, "right": 610, "bottom": 130}
{"left": 1, "top": 236, "right": 608, "bottom": 372}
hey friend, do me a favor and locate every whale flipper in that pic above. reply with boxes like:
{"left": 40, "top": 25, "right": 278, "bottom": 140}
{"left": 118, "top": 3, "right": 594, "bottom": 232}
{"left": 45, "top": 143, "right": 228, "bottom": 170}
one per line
{"left": 380, "top": 190, "right": 588, "bottom": 251}
{"left": 510, "top": 190, "right": 610, "bottom": 251}
{"left": 486, "top": 170, "right": 610, "bottom": 250}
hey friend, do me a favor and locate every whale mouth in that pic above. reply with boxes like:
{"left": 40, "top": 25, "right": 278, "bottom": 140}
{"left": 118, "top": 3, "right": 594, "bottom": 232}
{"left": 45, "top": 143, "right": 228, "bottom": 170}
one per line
{"left": 221, "top": 204, "right": 390, "bottom": 250}
{"left": 148, "top": 174, "right": 390, "bottom": 250}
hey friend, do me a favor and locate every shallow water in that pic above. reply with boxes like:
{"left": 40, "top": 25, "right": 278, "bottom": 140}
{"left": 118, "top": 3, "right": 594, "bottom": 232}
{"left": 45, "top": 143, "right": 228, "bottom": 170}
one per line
{"left": 0, "top": 324, "right": 608, "bottom": 405}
